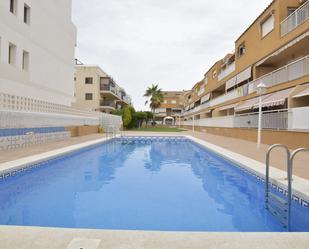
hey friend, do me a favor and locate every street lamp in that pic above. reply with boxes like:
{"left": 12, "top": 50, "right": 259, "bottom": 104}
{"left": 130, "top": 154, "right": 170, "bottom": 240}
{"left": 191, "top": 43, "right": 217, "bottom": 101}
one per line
{"left": 256, "top": 82, "right": 267, "bottom": 148}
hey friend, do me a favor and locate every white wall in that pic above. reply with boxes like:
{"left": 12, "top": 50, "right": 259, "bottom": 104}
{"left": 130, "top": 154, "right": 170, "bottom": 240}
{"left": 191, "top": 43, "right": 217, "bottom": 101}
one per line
{"left": 291, "top": 107, "right": 309, "bottom": 130}
{"left": 0, "top": 0, "right": 77, "bottom": 106}
{"left": 183, "top": 116, "right": 234, "bottom": 128}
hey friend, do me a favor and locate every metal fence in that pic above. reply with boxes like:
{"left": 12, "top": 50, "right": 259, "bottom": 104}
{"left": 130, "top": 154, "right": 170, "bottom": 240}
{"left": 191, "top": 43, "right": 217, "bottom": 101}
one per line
{"left": 281, "top": 0, "right": 309, "bottom": 36}
{"left": 234, "top": 109, "right": 289, "bottom": 130}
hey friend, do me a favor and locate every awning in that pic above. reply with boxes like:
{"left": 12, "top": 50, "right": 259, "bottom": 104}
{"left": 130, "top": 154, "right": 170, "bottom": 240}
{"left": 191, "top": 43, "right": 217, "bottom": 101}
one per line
{"left": 201, "top": 93, "right": 210, "bottom": 103}
{"left": 225, "top": 66, "right": 251, "bottom": 91}
{"left": 236, "top": 88, "right": 294, "bottom": 112}
{"left": 236, "top": 66, "right": 251, "bottom": 84}
{"left": 218, "top": 103, "right": 238, "bottom": 111}
{"left": 235, "top": 97, "right": 261, "bottom": 112}
{"left": 252, "top": 88, "right": 293, "bottom": 109}
{"left": 225, "top": 76, "right": 237, "bottom": 90}
{"left": 293, "top": 84, "right": 309, "bottom": 98}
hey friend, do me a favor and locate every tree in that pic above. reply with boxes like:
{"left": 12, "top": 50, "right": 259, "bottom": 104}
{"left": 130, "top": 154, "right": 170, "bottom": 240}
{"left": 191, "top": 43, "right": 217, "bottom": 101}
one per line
{"left": 144, "top": 84, "right": 164, "bottom": 124}
{"left": 122, "top": 107, "right": 132, "bottom": 128}
{"left": 135, "top": 111, "right": 147, "bottom": 128}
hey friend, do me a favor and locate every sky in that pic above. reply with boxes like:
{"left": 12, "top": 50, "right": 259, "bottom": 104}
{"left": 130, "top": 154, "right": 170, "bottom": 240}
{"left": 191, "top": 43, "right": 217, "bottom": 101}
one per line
{"left": 72, "top": 0, "right": 271, "bottom": 111}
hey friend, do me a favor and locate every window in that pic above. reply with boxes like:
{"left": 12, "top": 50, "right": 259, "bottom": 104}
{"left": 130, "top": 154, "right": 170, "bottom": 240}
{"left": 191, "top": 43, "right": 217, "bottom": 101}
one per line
{"left": 8, "top": 43, "right": 16, "bottom": 66}
{"left": 261, "top": 14, "right": 274, "bottom": 37}
{"left": 74, "top": 77, "right": 76, "bottom": 81}
{"left": 24, "top": 4, "right": 30, "bottom": 24}
{"left": 237, "top": 43, "right": 246, "bottom": 57}
{"left": 85, "top": 93, "right": 93, "bottom": 100}
{"left": 287, "top": 7, "right": 297, "bottom": 16}
{"left": 212, "top": 69, "right": 217, "bottom": 79}
{"left": 22, "top": 50, "right": 29, "bottom": 71}
{"left": 85, "top": 77, "right": 93, "bottom": 84}
{"left": 171, "top": 100, "right": 177, "bottom": 104}
{"left": 164, "top": 100, "right": 167, "bottom": 104}
{"left": 10, "top": 0, "right": 17, "bottom": 14}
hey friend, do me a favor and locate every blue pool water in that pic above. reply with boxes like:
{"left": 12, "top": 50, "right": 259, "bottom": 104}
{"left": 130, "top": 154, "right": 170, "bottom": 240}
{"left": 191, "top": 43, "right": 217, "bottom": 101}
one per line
{"left": 0, "top": 137, "right": 308, "bottom": 231}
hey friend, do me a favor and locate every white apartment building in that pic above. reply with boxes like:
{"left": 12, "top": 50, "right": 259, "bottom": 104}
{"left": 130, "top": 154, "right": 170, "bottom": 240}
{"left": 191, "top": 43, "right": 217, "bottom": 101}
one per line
{"left": 0, "top": 0, "right": 77, "bottom": 105}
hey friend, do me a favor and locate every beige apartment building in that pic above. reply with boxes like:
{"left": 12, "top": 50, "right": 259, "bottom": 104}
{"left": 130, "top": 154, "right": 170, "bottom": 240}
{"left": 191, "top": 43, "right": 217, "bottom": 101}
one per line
{"left": 74, "top": 64, "right": 131, "bottom": 113}
{"left": 178, "top": 0, "right": 309, "bottom": 147}
{"left": 154, "top": 91, "right": 188, "bottom": 125}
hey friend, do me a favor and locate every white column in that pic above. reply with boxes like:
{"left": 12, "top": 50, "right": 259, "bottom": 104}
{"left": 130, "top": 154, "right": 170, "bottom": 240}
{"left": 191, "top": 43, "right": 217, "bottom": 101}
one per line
{"left": 257, "top": 95, "right": 262, "bottom": 148}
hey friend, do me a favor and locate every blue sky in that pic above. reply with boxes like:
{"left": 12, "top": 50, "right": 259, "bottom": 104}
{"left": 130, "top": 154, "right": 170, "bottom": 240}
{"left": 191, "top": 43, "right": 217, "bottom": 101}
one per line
{"left": 72, "top": 0, "right": 271, "bottom": 110}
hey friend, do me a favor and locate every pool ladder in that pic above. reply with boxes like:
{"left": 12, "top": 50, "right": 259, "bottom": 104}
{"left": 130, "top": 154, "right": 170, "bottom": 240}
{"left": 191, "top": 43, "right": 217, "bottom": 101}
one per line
{"left": 265, "top": 144, "right": 309, "bottom": 231}
{"left": 105, "top": 125, "right": 117, "bottom": 139}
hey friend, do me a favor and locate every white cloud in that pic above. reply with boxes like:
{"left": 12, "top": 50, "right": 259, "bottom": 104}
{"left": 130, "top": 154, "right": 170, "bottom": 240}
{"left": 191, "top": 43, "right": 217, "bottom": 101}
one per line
{"left": 72, "top": 0, "right": 271, "bottom": 110}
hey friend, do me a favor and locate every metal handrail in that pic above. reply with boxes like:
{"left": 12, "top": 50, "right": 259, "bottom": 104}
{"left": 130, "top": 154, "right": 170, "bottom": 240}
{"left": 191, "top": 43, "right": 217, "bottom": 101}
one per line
{"left": 266, "top": 145, "right": 309, "bottom": 231}
{"left": 288, "top": 148, "right": 309, "bottom": 230}
{"left": 265, "top": 144, "right": 291, "bottom": 229}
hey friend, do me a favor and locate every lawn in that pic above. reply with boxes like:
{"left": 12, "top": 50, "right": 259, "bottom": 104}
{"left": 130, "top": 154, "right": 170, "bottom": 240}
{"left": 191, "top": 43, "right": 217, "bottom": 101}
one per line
{"left": 130, "top": 127, "right": 185, "bottom": 132}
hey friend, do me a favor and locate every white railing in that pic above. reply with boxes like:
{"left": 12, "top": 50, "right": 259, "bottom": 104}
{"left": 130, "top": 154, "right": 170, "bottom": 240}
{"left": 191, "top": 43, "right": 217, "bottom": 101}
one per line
{"left": 218, "top": 62, "right": 236, "bottom": 81}
{"left": 0, "top": 92, "right": 101, "bottom": 118}
{"left": 281, "top": 0, "right": 309, "bottom": 36}
{"left": 209, "top": 88, "right": 243, "bottom": 107}
{"left": 183, "top": 115, "right": 234, "bottom": 128}
{"left": 234, "top": 109, "right": 290, "bottom": 130}
{"left": 249, "top": 55, "right": 309, "bottom": 93}
{"left": 0, "top": 92, "right": 123, "bottom": 129}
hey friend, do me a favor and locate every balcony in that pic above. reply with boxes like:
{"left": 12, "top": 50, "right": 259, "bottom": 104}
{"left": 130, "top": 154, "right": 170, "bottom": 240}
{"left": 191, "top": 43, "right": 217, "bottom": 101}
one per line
{"left": 281, "top": 0, "right": 309, "bottom": 36}
{"left": 100, "top": 84, "right": 117, "bottom": 93}
{"left": 218, "top": 62, "right": 236, "bottom": 81}
{"left": 249, "top": 55, "right": 309, "bottom": 93}
{"left": 234, "top": 109, "right": 290, "bottom": 130}
{"left": 100, "top": 84, "right": 130, "bottom": 104}
{"left": 100, "top": 100, "right": 116, "bottom": 109}
{"left": 209, "top": 88, "right": 244, "bottom": 107}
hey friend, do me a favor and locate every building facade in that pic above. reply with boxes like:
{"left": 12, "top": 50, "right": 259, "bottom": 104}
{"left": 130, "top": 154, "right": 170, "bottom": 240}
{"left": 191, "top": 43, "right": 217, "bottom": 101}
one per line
{"left": 0, "top": 1, "right": 123, "bottom": 151}
{"left": 155, "top": 91, "right": 188, "bottom": 125}
{"left": 74, "top": 64, "right": 131, "bottom": 113}
{"left": 0, "top": 0, "right": 77, "bottom": 105}
{"left": 179, "top": 0, "right": 309, "bottom": 136}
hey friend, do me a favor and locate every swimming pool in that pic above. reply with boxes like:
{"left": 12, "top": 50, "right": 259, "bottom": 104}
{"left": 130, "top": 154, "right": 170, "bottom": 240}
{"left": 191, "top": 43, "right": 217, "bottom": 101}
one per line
{"left": 0, "top": 136, "right": 308, "bottom": 231}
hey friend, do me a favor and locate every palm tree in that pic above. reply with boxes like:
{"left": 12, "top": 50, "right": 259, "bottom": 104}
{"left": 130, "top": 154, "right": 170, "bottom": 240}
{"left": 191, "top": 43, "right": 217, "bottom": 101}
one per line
{"left": 144, "top": 84, "right": 164, "bottom": 124}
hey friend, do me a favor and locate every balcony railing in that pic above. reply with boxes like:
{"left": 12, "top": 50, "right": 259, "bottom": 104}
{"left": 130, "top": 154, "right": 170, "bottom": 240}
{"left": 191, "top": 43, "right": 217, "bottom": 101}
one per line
{"left": 209, "top": 87, "right": 244, "bottom": 107}
{"left": 100, "top": 84, "right": 130, "bottom": 103}
{"left": 234, "top": 109, "right": 289, "bottom": 130}
{"left": 249, "top": 55, "right": 309, "bottom": 93}
{"left": 100, "top": 100, "right": 116, "bottom": 108}
{"left": 218, "top": 62, "right": 236, "bottom": 81}
{"left": 281, "top": 0, "right": 309, "bottom": 36}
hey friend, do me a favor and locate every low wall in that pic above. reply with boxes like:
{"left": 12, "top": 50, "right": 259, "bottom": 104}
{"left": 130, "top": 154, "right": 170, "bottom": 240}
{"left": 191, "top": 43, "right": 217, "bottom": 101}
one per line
{"left": 66, "top": 126, "right": 99, "bottom": 137}
{"left": 182, "top": 125, "right": 309, "bottom": 149}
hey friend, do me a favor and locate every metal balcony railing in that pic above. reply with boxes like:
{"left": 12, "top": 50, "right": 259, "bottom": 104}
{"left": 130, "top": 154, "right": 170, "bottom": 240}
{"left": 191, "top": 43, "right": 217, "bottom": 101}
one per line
{"left": 100, "top": 100, "right": 116, "bottom": 108}
{"left": 281, "top": 0, "right": 309, "bottom": 36}
{"left": 234, "top": 109, "right": 290, "bottom": 130}
{"left": 249, "top": 55, "right": 309, "bottom": 93}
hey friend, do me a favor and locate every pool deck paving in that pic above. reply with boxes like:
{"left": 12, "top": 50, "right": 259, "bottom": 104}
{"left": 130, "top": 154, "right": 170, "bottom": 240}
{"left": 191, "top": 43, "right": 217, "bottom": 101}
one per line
{"left": 0, "top": 226, "right": 309, "bottom": 249}
{"left": 0, "top": 131, "right": 308, "bottom": 248}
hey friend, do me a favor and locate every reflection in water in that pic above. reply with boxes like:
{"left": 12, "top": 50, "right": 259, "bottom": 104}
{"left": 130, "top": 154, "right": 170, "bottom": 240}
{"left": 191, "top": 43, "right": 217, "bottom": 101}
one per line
{"left": 0, "top": 139, "right": 307, "bottom": 231}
